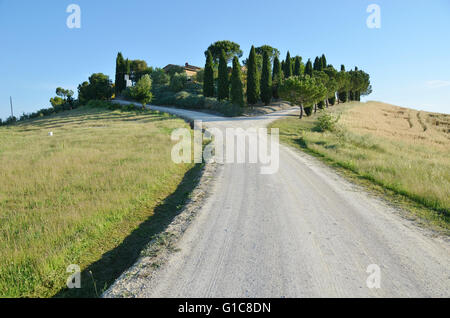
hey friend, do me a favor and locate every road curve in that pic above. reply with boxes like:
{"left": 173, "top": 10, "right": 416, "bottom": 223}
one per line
{"left": 111, "top": 103, "right": 450, "bottom": 297}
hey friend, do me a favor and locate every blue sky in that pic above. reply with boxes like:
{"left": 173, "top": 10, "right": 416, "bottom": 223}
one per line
{"left": 0, "top": 0, "right": 449, "bottom": 120}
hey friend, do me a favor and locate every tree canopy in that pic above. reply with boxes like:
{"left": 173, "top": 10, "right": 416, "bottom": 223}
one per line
{"left": 78, "top": 73, "right": 113, "bottom": 104}
{"left": 205, "top": 40, "right": 243, "bottom": 64}
{"left": 130, "top": 74, "right": 153, "bottom": 108}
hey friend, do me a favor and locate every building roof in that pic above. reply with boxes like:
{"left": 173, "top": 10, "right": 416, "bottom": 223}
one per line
{"left": 163, "top": 62, "right": 202, "bottom": 72}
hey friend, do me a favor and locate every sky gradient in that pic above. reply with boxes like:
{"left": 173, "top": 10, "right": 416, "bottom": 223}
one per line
{"left": 1, "top": 0, "right": 449, "bottom": 120}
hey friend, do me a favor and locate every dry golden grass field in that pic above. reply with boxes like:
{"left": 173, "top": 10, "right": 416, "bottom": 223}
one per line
{"left": 270, "top": 101, "right": 450, "bottom": 230}
{"left": 0, "top": 107, "right": 198, "bottom": 297}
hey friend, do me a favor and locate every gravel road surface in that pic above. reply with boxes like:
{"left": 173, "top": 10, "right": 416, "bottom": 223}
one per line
{"left": 106, "top": 103, "right": 449, "bottom": 298}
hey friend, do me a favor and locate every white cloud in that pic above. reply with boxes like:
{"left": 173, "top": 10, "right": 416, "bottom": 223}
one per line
{"left": 426, "top": 80, "right": 450, "bottom": 89}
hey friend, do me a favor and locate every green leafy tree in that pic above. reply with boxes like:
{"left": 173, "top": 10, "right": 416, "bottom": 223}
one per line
{"left": 151, "top": 68, "right": 170, "bottom": 87}
{"left": 284, "top": 51, "right": 292, "bottom": 78}
{"left": 313, "top": 56, "right": 322, "bottom": 71}
{"left": 218, "top": 49, "right": 229, "bottom": 100}
{"left": 49, "top": 96, "right": 65, "bottom": 108}
{"left": 323, "top": 66, "right": 338, "bottom": 105}
{"left": 279, "top": 75, "right": 326, "bottom": 118}
{"left": 246, "top": 45, "right": 259, "bottom": 105}
{"left": 272, "top": 55, "right": 282, "bottom": 99}
{"left": 77, "top": 73, "right": 113, "bottom": 103}
{"left": 195, "top": 69, "right": 205, "bottom": 83}
{"left": 348, "top": 67, "right": 371, "bottom": 101}
{"left": 203, "top": 50, "right": 215, "bottom": 97}
{"left": 170, "top": 73, "right": 188, "bottom": 92}
{"left": 255, "top": 45, "right": 280, "bottom": 62}
{"left": 55, "top": 87, "right": 73, "bottom": 101}
{"left": 320, "top": 54, "right": 327, "bottom": 70}
{"left": 230, "top": 56, "right": 244, "bottom": 106}
{"left": 129, "top": 60, "right": 152, "bottom": 84}
{"left": 260, "top": 50, "right": 272, "bottom": 105}
{"left": 293, "top": 56, "right": 302, "bottom": 76}
{"left": 359, "top": 70, "right": 371, "bottom": 100}
{"left": 313, "top": 71, "right": 329, "bottom": 109}
{"left": 243, "top": 45, "right": 280, "bottom": 71}
{"left": 205, "top": 40, "right": 243, "bottom": 64}
{"left": 130, "top": 74, "right": 153, "bottom": 109}
{"left": 305, "top": 59, "right": 313, "bottom": 77}
{"left": 337, "top": 65, "right": 349, "bottom": 103}
{"left": 115, "top": 52, "right": 126, "bottom": 96}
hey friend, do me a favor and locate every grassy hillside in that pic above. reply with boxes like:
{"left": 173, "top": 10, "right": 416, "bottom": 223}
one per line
{"left": 0, "top": 107, "right": 198, "bottom": 297}
{"left": 270, "top": 101, "right": 450, "bottom": 230}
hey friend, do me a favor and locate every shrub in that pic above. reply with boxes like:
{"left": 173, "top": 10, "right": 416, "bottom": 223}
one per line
{"left": 316, "top": 110, "right": 340, "bottom": 132}
{"left": 129, "top": 74, "right": 153, "bottom": 107}
{"left": 154, "top": 91, "right": 177, "bottom": 105}
{"left": 151, "top": 68, "right": 170, "bottom": 87}
{"left": 184, "top": 81, "right": 203, "bottom": 94}
{"left": 174, "top": 91, "right": 205, "bottom": 109}
{"left": 170, "top": 73, "right": 188, "bottom": 92}
{"left": 204, "top": 98, "right": 243, "bottom": 117}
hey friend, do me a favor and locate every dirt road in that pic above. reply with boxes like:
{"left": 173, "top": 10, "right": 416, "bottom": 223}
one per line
{"left": 107, "top": 104, "right": 450, "bottom": 297}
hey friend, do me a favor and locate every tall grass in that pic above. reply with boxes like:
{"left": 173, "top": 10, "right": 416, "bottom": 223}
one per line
{"left": 270, "top": 102, "right": 450, "bottom": 227}
{"left": 0, "top": 107, "right": 195, "bottom": 297}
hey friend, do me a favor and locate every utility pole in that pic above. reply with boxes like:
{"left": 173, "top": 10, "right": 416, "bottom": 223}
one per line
{"left": 10, "top": 96, "right": 14, "bottom": 118}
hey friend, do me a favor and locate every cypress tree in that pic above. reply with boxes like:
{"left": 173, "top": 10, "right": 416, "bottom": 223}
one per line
{"left": 230, "top": 56, "right": 244, "bottom": 106}
{"left": 115, "top": 52, "right": 125, "bottom": 96}
{"left": 217, "top": 49, "right": 229, "bottom": 100}
{"left": 125, "top": 59, "right": 131, "bottom": 78}
{"left": 281, "top": 60, "right": 286, "bottom": 78}
{"left": 294, "top": 56, "right": 302, "bottom": 76}
{"left": 260, "top": 50, "right": 272, "bottom": 105}
{"left": 338, "top": 65, "right": 348, "bottom": 102}
{"left": 305, "top": 59, "right": 313, "bottom": 77}
{"left": 203, "top": 50, "right": 215, "bottom": 97}
{"left": 284, "top": 51, "right": 292, "bottom": 78}
{"left": 246, "top": 45, "right": 259, "bottom": 105}
{"left": 321, "top": 54, "right": 327, "bottom": 70}
{"left": 272, "top": 55, "right": 282, "bottom": 99}
{"left": 313, "top": 56, "right": 321, "bottom": 71}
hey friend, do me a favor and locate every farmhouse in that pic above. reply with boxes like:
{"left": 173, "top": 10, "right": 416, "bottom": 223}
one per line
{"left": 163, "top": 62, "right": 202, "bottom": 79}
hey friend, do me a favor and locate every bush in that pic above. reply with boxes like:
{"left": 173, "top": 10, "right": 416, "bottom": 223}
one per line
{"left": 204, "top": 98, "right": 243, "bottom": 117}
{"left": 151, "top": 68, "right": 170, "bottom": 86}
{"left": 154, "top": 91, "right": 177, "bottom": 105}
{"left": 316, "top": 110, "right": 340, "bottom": 132}
{"left": 184, "top": 81, "right": 203, "bottom": 94}
{"left": 129, "top": 74, "right": 153, "bottom": 107}
{"left": 170, "top": 73, "right": 188, "bottom": 92}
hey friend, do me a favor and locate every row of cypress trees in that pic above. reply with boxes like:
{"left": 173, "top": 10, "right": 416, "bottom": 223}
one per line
{"left": 204, "top": 45, "right": 276, "bottom": 106}
{"left": 203, "top": 45, "right": 369, "bottom": 108}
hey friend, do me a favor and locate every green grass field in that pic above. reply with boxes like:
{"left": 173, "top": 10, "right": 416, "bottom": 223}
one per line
{"left": 0, "top": 107, "right": 199, "bottom": 297}
{"left": 269, "top": 101, "right": 450, "bottom": 231}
